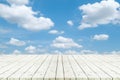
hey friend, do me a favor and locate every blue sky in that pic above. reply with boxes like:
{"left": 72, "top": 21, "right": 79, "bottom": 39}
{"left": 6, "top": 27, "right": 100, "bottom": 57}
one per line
{"left": 0, "top": 0, "right": 120, "bottom": 54}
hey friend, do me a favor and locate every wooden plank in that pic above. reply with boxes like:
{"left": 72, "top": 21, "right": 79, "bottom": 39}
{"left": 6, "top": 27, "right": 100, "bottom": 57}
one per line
{"left": 87, "top": 55, "right": 120, "bottom": 79}
{"left": 73, "top": 55, "right": 100, "bottom": 80}
{"left": 8, "top": 55, "right": 39, "bottom": 80}
{"left": 98, "top": 55, "right": 120, "bottom": 72}
{"left": 0, "top": 55, "right": 119, "bottom": 80}
{"left": 0, "top": 55, "right": 23, "bottom": 69}
{"left": 62, "top": 55, "right": 75, "bottom": 80}
{"left": 81, "top": 55, "right": 112, "bottom": 80}
{"left": 68, "top": 55, "right": 87, "bottom": 80}
{"left": 20, "top": 55, "right": 47, "bottom": 80}
{"left": 0, "top": 55, "right": 36, "bottom": 80}
{"left": 0, "top": 55, "right": 29, "bottom": 65}
{"left": 0, "top": 55, "right": 32, "bottom": 76}
{"left": 32, "top": 55, "right": 52, "bottom": 80}
{"left": 44, "top": 55, "right": 58, "bottom": 80}
{"left": 56, "top": 55, "right": 64, "bottom": 80}
{"left": 98, "top": 55, "right": 120, "bottom": 79}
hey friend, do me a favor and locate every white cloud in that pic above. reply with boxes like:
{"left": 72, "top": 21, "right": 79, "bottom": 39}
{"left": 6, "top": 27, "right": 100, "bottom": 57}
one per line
{"left": 50, "top": 50, "right": 79, "bottom": 54}
{"left": 50, "top": 49, "right": 98, "bottom": 54}
{"left": 78, "top": 0, "right": 120, "bottom": 30}
{"left": 0, "top": 0, "right": 54, "bottom": 31}
{"left": 48, "top": 30, "right": 64, "bottom": 34}
{"left": 80, "top": 50, "right": 98, "bottom": 54}
{"left": 64, "top": 50, "right": 79, "bottom": 54}
{"left": 67, "top": 20, "right": 74, "bottom": 26}
{"left": 103, "top": 51, "right": 120, "bottom": 54}
{"left": 12, "top": 49, "right": 21, "bottom": 55}
{"left": 52, "top": 50, "right": 62, "bottom": 54}
{"left": 51, "top": 36, "right": 82, "bottom": 49}
{"left": 25, "top": 45, "right": 37, "bottom": 54}
{"left": 25, "top": 45, "right": 49, "bottom": 54}
{"left": 9, "top": 38, "right": 26, "bottom": 46}
{"left": 7, "top": 0, "right": 29, "bottom": 5}
{"left": 93, "top": 34, "right": 109, "bottom": 40}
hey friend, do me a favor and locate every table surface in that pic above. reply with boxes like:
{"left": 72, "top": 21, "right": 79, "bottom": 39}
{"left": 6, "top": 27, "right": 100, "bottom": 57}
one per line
{"left": 0, "top": 55, "right": 120, "bottom": 80}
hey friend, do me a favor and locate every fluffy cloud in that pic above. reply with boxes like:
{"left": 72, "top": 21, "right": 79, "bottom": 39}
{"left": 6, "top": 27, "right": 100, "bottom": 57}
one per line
{"left": 51, "top": 36, "right": 82, "bottom": 49}
{"left": 93, "top": 34, "right": 109, "bottom": 40}
{"left": 80, "top": 50, "right": 98, "bottom": 54}
{"left": 12, "top": 49, "right": 21, "bottom": 54}
{"left": 0, "top": 0, "right": 54, "bottom": 31}
{"left": 25, "top": 45, "right": 37, "bottom": 54}
{"left": 78, "top": 0, "right": 120, "bottom": 30}
{"left": 25, "top": 45, "right": 48, "bottom": 54}
{"left": 50, "top": 49, "right": 98, "bottom": 54}
{"left": 48, "top": 30, "right": 64, "bottom": 34}
{"left": 103, "top": 51, "right": 120, "bottom": 54}
{"left": 52, "top": 50, "right": 62, "bottom": 54}
{"left": 7, "top": 0, "right": 29, "bottom": 5}
{"left": 50, "top": 50, "right": 79, "bottom": 54}
{"left": 9, "top": 38, "right": 26, "bottom": 46}
{"left": 64, "top": 50, "right": 79, "bottom": 54}
{"left": 67, "top": 20, "right": 74, "bottom": 26}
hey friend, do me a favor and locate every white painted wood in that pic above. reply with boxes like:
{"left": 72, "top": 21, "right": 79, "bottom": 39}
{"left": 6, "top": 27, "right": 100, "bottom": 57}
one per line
{"left": 56, "top": 55, "right": 64, "bottom": 80}
{"left": 0, "top": 55, "right": 119, "bottom": 80}
{"left": 62, "top": 55, "right": 75, "bottom": 80}
{"left": 8, "top": 55, "right": 39, "bottom": 80}
{"left": 68, "top": 55, "right": 87, "bottom": 80}
{"left": 87, "top": 55, "right": 120, "bottom": 79}
{"left": 82, "top": 55, "right": 112, "bottom": 80}
{"left": 20, "top": 55, "right": 47, "bottom": 80}
{"left": 0, "top": 56, "right": 22, "bottom": 69}
{"left": 32, "top": 55, "right": 52, "bottom": 80}
{"left": 73, "top": 55, "right": 100, "bottom": 80}
{"left": 98, "top": 55, "right": 120, "bottom": 72}
{"left": 0, "top": 55, "right": 36, "bottom": 80}
{"left": 0, "top": 55, "right": 32, "bottom": 76}
{"left": 44, "top": 55, "right": 58, "bottom": 80}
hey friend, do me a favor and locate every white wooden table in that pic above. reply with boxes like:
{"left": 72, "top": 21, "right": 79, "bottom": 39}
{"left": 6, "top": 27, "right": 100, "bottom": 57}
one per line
{"left": 0, "top": 55, "right": 120, "bottom": 80}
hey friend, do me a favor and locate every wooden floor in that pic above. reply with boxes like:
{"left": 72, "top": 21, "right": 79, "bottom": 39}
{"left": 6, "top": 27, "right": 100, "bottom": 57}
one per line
{"left": 0, "top": 55, "right": 120, "bottom": 80}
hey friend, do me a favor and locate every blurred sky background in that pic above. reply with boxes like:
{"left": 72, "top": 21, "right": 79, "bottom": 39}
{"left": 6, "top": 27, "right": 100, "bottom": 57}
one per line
{"left": 0, "top": 0, "right": 120, "bottom": 54}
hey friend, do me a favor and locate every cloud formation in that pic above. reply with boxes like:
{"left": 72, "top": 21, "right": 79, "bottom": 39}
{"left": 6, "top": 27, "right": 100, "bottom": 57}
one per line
{"left": 93, "top": 34, "right": 109, "bottom": 40}
{"left": 25, "top": 45, "right": 37, "bottom": 54}
{"left": 78, "top": 0, "right": 120, "bottom": 30}
{"left": 0, "top": 0, "right": 54, "bottom": 31}
{"left": 104, "top": 51, "right": 120, "bottom": 54}
{"left": 67, "top": 20, "right": 74, "bottom": 26}
{"left": 7, "top": 0, "right": 29, "bottom": 5}
{"left": 9, "top": 38, "right": 26, "bottom": 46}
{"left": 51, "top": 36, "right": 82, "bottom": 49}
{"left": 12, "top": 49, "right": 21, "bottom": 55}
{"left": 48, "top": 30, "right": 64, "bottom": 34}
{"left": 80, "top": 50, "right": 98, "bottom": 54}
